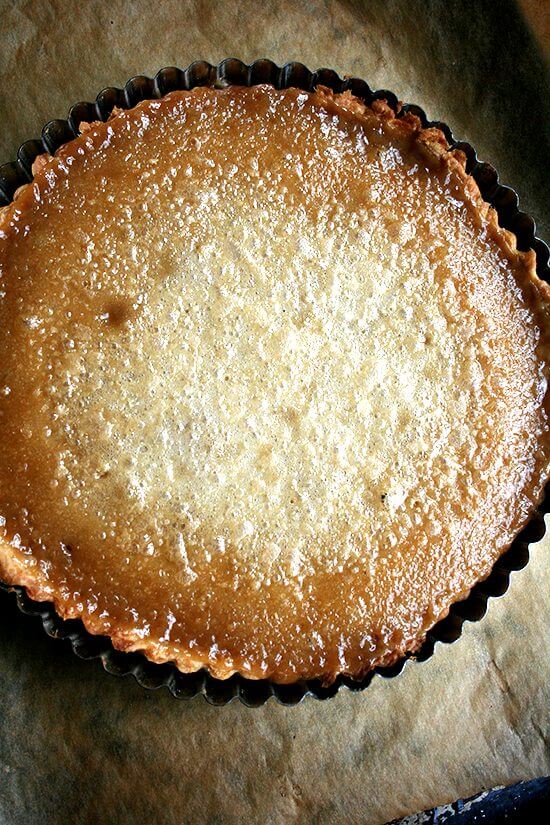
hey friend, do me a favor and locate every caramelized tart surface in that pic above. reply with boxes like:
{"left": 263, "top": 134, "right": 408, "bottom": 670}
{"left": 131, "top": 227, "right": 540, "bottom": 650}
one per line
{"left": 0, "top": 85, "right": 547, "bottom": 682}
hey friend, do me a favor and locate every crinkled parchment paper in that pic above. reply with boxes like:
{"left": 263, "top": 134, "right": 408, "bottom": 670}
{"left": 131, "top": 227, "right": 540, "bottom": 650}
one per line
{"left": 0, "top": 2, "right": 548, "bottom": 823}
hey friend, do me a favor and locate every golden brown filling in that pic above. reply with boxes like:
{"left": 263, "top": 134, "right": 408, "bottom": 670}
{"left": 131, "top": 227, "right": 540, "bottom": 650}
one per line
{"left": 0, "top": 86, "right": 547, "bottom": 682}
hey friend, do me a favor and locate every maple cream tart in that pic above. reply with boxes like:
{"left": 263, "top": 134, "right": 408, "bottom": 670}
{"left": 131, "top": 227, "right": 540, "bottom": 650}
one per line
{"left": 0, "top": 85, "right": 548, "bottom": 684}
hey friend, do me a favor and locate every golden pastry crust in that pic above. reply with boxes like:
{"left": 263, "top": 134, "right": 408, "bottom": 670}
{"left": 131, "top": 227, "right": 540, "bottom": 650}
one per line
{"left": 0, "top": 84, "right": 548, "bottom": 684}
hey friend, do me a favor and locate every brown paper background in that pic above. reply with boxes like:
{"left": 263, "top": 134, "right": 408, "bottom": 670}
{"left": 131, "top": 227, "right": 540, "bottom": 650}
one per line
{"left": 0, "top": 2, "right": 548, "bottom": 823}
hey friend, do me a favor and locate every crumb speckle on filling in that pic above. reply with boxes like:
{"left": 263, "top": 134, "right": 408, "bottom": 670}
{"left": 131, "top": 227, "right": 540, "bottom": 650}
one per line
{"left": 0, "top": 86, "right": 547, "bottom": 681}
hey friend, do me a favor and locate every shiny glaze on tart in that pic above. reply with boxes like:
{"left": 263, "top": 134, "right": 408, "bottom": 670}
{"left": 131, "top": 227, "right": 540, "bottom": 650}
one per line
{"left": 0, "top": 85, "right": 548, "bottom": 683}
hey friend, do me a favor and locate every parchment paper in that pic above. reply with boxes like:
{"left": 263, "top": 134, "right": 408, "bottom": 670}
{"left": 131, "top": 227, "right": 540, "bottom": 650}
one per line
{"left": 0, "top": 2, "right": 548, "bottom": 823}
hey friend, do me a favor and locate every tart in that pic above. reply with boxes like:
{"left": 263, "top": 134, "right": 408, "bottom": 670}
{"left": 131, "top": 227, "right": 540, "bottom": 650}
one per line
{"left": 0, "top": 84, "right": 548, "bottom": 685}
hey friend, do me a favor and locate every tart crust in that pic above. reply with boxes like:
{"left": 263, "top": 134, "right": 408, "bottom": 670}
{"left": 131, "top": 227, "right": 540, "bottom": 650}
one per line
{"left": 0, "top": 85, "right": 548, "bottom": 684}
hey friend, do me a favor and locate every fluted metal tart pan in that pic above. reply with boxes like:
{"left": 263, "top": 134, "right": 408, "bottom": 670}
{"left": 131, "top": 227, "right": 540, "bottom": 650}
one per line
{"left": 0, "top": 58, "right": 548, "bottom": 706}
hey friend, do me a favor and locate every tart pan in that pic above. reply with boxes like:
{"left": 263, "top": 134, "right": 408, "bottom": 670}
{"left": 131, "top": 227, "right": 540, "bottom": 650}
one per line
{"left": 0, "top": 58, "right": 548, "bottom": 706}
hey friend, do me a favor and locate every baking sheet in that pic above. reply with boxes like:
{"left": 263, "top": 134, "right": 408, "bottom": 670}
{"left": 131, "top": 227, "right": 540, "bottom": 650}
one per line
{"left": 0, "top": 1, "right": 548, "bottom": 823}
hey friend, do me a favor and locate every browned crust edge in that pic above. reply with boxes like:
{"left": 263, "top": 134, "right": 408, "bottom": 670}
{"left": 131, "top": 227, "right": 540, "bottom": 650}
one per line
{"left": 0, "top": 84, "right": 548, "bottom": 685}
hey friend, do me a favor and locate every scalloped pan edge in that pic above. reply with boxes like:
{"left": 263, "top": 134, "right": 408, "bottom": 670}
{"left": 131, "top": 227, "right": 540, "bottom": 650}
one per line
{"left": 0, "top": 58, "right": 548, "bottom": 706}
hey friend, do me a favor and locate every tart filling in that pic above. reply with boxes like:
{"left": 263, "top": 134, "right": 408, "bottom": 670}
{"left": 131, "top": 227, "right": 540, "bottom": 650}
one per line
{"left": 0, "top": 85, "right": 548, "bottom": 683}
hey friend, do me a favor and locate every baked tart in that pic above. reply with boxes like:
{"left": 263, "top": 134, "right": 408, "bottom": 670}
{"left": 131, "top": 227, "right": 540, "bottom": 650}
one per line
{"left": 0, "top": 83, "right": 548, "bottom": 685}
